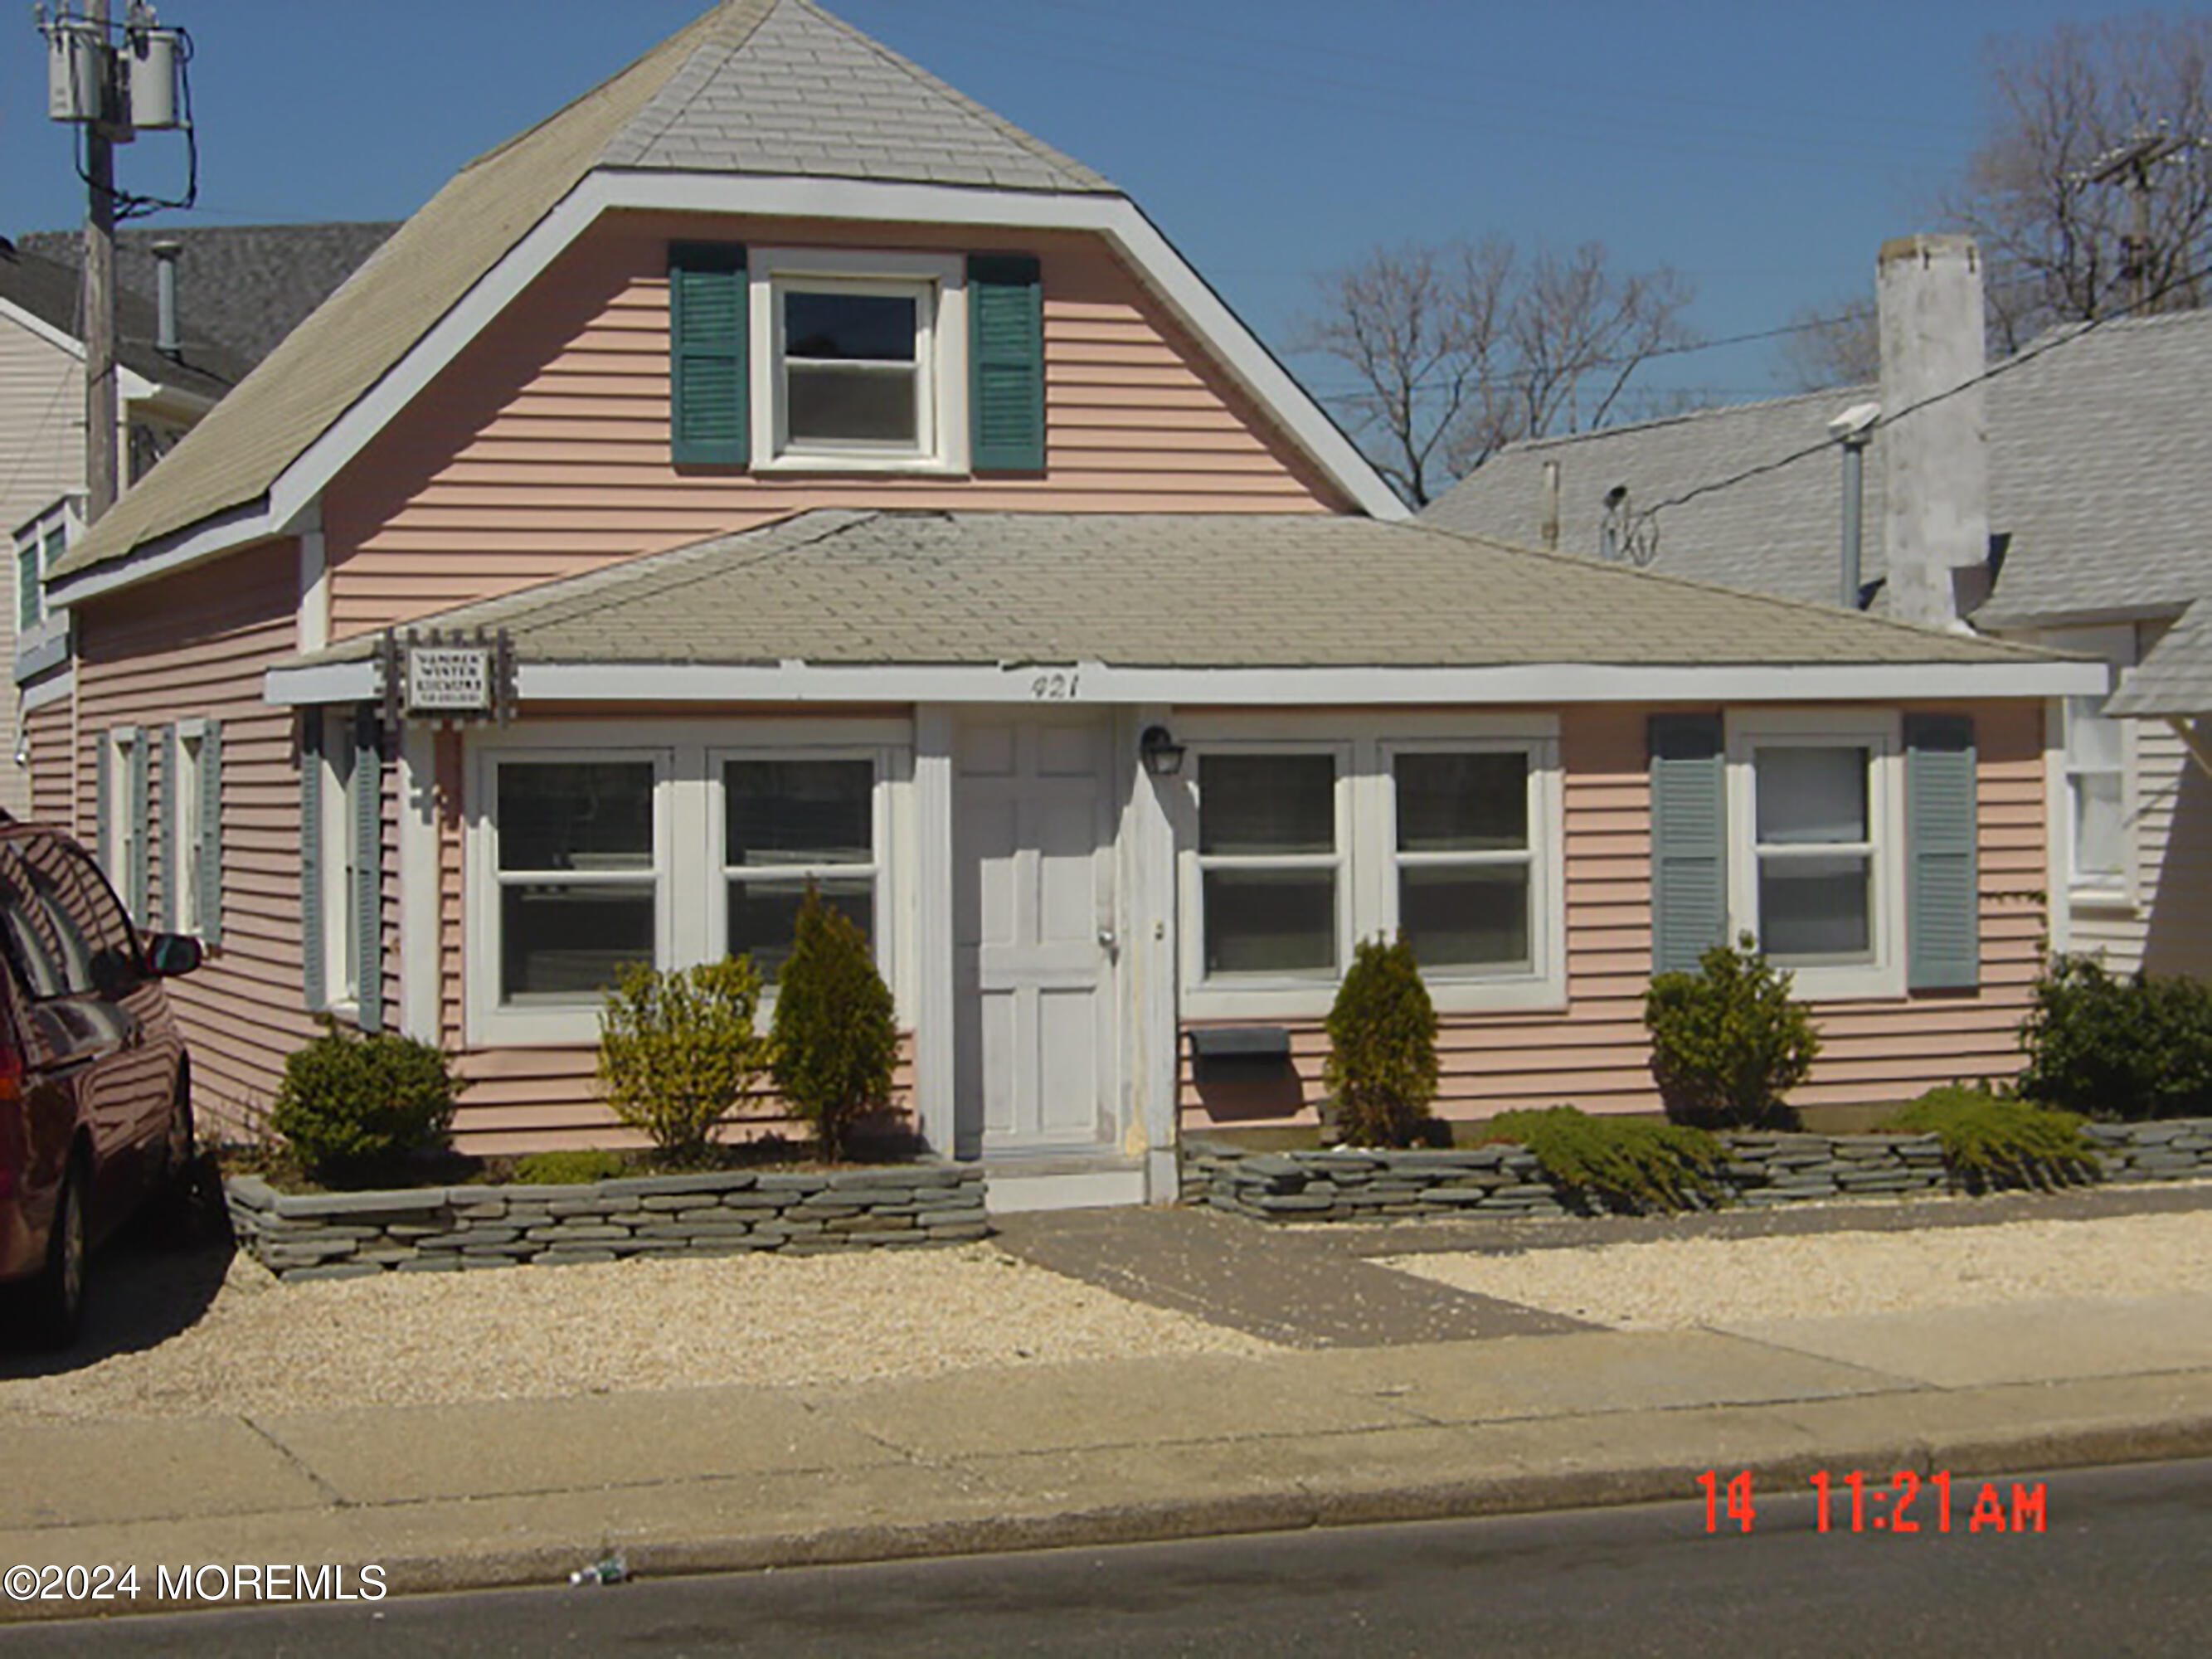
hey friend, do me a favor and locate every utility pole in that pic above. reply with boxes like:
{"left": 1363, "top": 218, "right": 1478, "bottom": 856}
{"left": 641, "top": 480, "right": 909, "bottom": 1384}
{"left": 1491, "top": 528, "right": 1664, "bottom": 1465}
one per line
{"left": 2083, "top": 128, "right": 2191, "bottom": 315}
{"left": 84, "top": 0, "right": 118, "bottom": 523}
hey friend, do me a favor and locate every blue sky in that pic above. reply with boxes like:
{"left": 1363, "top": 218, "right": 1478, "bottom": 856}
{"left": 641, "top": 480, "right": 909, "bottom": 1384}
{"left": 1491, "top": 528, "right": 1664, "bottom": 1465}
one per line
{"left": 0, "top": 1, "right": 2176, "bottom": 411}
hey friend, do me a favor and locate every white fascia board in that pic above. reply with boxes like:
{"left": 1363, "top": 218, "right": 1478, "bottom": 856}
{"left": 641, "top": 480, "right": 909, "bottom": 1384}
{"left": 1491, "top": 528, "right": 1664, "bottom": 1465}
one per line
{"left": 46, "top": 499, "right": 276, "bottom": 606}
{"left": 263, "top": 655, "right": 2107, "bottom": 708}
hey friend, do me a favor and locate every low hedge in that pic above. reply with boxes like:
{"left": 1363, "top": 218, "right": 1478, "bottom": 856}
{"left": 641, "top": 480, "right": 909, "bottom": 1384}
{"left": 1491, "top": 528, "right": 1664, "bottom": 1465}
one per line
{"left": 1483, "top": 1106, "right": 1727, "bottom": 1213}
{"left": 1881, "top": 1086, "right": 2096, "bottom": 1192}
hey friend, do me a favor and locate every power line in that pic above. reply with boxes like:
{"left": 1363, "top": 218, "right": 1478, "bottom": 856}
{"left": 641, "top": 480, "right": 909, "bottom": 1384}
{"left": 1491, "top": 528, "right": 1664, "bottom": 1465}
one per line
{"left": 1630, "top": 265, "right": 2212, "bottom": 530}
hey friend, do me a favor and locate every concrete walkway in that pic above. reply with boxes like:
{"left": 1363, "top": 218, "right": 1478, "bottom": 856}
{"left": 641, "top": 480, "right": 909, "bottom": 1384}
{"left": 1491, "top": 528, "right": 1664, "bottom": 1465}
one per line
{"left": 7, "top": 1196, "right": 2212, "bottom": 1620}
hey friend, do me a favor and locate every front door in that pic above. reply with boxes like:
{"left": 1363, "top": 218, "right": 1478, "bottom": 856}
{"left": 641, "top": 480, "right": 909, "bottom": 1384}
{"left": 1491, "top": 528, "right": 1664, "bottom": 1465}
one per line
{"left": 953, "top": 713, "right": 1120, "bottom": 1158}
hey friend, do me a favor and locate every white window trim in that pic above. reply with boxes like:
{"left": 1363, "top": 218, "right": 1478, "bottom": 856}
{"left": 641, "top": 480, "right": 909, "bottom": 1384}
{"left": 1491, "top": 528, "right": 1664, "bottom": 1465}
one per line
{"left": 1724, "top": 708, "right": 1905, "bottom": 1004}
{"left": 749, "top": 247, "right": 969, "bottom": 475}
{"left": 466, "top": 720, "right": 911, "bottom": 1047}
{"left": 2037, "top": 623, "right": 2141, "bottom": 911}
{"left": 173, "top": 727, "right": 204, "bottom": 937}
{"left": 105, "top": 727, "right": 140, "bottom": 894}
{"left": 1172, "top": 713, "right": 1566, "bottom": 1019}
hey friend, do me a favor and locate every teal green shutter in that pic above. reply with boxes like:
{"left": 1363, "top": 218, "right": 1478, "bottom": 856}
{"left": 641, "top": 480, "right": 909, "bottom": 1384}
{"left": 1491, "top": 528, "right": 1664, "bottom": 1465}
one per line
{"left": 969, "top": 254, "right": 1044, "bottom": 471}
{"left": 157, "top": 726, "right": 176, "bottom": 932}
{"left": 126, "top": 728, "right": 148, "bottom": 922}
{"left": 1650, "top": 713, "right": 1728, "bottom": 974}
{"left": 669, "top": 243, "right": 748, "bottom": 466}
{"left": 198, "top": 722, "right": 223, "bottom": 946}
{"left": 1905, "top": 713, "right": 1979, "bottom": 991}
{"left": 300, "top": 714, "right": 325, "bottom": 1010}
{"left": 353, "top": 711, "right": 385, "bottom": 1034}
{"left": 94, "top": 732, "right": 112, "bottom": 881}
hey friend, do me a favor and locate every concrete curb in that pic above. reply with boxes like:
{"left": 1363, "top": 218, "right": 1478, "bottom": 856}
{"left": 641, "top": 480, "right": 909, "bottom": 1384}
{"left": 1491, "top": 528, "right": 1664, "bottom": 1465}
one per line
{"left": 12, "top": 1404, "right": 2212, "bottom": 1622}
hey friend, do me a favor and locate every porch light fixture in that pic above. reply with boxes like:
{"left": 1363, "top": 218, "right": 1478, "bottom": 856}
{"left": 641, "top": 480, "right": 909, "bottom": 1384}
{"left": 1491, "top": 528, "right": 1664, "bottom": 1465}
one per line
{"left": 1139, "top": 724, "right": 1186, "bottom": 777}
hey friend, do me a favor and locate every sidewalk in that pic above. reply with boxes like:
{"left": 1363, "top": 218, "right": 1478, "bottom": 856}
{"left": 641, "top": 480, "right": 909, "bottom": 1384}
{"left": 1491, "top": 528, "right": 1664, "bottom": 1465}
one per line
{"left": 6, "top": 1194, "right": 2212, "bottom": 1618}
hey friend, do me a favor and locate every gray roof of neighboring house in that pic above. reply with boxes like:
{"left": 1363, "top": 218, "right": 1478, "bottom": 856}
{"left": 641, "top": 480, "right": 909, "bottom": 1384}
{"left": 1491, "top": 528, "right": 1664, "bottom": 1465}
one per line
{"left": 291, "top": 508, "right": 2064, "bottom": 673}
{"left": 19, "top": 223, "right": 399, "bottom": 364}
{"left": 1423, "top": 307, "right": 2212, "bottom": 630}
{"left": 54, "top": 0, "right": 1119, "bottom": 584}
{"left": 0, "top": 242, "right": 248, "bottom": 401}
{"left": 2107, "top": 600, "right": 2212, "bottom": 717}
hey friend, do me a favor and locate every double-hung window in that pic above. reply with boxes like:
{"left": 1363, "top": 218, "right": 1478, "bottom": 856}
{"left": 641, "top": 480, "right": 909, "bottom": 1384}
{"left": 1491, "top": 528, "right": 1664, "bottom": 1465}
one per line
{"left": 1179, "top": 718, "right": 1564, "bottom": 1017}
{"left": 1724, "top": 713, "right": 1904, "bottom": 1000}
{"left": 1194, "top": 752, "right": 1344, "bottom": 980}
{"left": 755, "top": 249, "right": 967, "bottom": 472}
{"left": 2064, "top": 695, "right": 2128, "bottom": 893}
{"left": 470, "top": 725, "right": 903, "bottom": 1044}
{"left": 722, "top": 757, "right": 879, "bottom": 983}
{"left": 1390, "top": 749, "right": 1537, "bottom": 975}
{"left": 493, "top": 757, "right": 663, "bottom": 1007}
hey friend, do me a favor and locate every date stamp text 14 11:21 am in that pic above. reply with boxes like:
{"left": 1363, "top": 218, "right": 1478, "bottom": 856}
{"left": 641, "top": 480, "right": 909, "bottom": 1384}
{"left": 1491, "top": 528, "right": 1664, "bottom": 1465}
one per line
{"left": 1699, "top": 1470, "right": 2049, "bottom": 1535}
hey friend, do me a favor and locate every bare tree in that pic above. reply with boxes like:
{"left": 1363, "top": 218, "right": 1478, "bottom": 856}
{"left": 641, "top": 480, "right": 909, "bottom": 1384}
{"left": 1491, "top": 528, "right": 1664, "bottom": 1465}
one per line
{"left": 1774, "top": 294, "right": 1880, "bottom": 392}
{"left": 1944, "top": 15, "right": 2211, "bottom": 351}
{"left": 1295, "top": 238, "right": 1697, "bottom": 508}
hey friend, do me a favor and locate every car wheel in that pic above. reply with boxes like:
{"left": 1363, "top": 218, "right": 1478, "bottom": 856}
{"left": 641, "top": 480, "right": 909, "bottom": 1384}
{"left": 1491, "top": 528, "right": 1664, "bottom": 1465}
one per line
{"left": 32, "top": 1157, "right": 88, "bottom": 1350}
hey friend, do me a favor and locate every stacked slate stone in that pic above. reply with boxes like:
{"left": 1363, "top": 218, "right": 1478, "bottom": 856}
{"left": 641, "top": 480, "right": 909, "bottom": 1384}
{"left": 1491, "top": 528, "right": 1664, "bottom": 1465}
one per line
{"left": 2086, "top": 1120, "right": 2212, "bottom": 1181}
{"left": 1193, "top": 1142, "right": 1571, "bottom": 1223}
{"left": 1721, "top": 1132, "right": 1948, "bottom": 1206}
{"left": 226, "top": 1166, "right": 989, "bottom": 1282}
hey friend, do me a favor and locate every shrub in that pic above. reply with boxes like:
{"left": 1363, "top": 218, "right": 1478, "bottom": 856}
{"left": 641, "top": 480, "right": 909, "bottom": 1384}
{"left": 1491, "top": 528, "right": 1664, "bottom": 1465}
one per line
{"left": 1323, "top": 934, "right": 1438, "bottom": 1149}
{"left": 597, "top": 958, "right": 768, "bottom": 1167}
{"left": 1644, "top": 935, "right": 1821, "bottom": 1131}
{"left": 2017, "top": 954, "right": 2212, "bottom": 1121}
{"left": 1485, "top": 1106, "right": 1726, "bottom": 1213}
{"left": 270, "top": 1024, "right": 464, "bottom": 1185}
{"left": 1883, "top": 1084, "right": 2096, "bottom": 1191}
{"left": 510, "top": 1149, "right": 630, "bottom": 1185}
{"left": 771, "top": 885, "right": 900, "bottom": 1162}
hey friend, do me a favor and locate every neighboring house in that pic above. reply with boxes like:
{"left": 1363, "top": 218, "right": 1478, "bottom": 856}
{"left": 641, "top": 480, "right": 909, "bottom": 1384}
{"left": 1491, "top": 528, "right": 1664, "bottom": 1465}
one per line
{"left": 4, "top": 224, "right": 393, "bottom": 820}
{"left": 42, "top": 0, "right": 2097, "bottom": 1209}
{"left": 1427, "top": 251, "right": 2212, "bottom": 981}
{"left": 2, "top": 243, "right": 249, "bottom": 815}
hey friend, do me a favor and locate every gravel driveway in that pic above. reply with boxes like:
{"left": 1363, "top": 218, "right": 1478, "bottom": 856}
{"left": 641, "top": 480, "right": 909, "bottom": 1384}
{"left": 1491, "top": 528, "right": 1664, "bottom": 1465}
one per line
{"left": 7, "top": 1204, "right": 2211, "bottom": 1421}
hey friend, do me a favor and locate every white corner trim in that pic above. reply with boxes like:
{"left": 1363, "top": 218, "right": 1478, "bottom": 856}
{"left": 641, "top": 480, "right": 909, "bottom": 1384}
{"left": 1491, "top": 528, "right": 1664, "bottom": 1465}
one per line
{"left": 297, "top": 499, "right": 330, "bottom": 654}
{"left": 261, "top": 654, "right": 2108, "bottom": 710}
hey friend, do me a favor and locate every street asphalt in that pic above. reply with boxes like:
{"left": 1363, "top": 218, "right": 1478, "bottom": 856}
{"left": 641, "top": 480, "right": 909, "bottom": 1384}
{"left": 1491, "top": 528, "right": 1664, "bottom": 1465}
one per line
{"left": 4, "top": 1182, "right": 2212, "bottom": 1623}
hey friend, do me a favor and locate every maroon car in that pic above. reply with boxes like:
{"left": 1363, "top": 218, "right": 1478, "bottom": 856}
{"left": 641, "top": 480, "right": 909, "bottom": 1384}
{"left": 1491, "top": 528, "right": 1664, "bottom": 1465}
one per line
{"left": 0, "top": 820, "right": 201, "bottom": 1349}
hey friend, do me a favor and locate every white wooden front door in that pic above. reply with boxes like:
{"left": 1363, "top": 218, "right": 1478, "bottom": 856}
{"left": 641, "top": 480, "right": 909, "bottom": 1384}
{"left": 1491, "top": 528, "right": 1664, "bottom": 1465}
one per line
{"left": 953, "top": 713, "right": 1120, "bottom": 1157}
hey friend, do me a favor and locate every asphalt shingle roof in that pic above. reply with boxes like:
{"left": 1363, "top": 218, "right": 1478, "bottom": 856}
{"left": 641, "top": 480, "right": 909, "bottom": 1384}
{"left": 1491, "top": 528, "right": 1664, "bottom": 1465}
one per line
{"left": 18, "top": 223, "right": 398, "bottom": 365}
{"left": 294, "top": 509, "right": 2065, "bottom": 674}
{"left": 0, "top": 243, "right": 248, "bottom": 400}
{"left": 1424, "top": 308, "right": 2212, "bottom": 630}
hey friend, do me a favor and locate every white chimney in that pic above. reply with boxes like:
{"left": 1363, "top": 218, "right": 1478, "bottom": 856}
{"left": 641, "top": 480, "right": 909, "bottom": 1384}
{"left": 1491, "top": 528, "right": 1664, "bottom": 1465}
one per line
{"left": 1877, "top": 234, "right": 1988, "bottom": 631}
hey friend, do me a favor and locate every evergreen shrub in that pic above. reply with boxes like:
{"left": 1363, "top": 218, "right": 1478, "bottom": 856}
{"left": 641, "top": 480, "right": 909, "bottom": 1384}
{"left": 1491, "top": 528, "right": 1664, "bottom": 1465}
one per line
{"left": 1883, "top": 1084, "right": 2096, "bottom": 1191}
{"left": 1323, "top": 933, "right": 1438, "bottom": 1149}
{"left": 2017, "top": 954, "right": 2212, "bottom": 1121}
{"left": 597, "top": 958, "right": 768, "bottom": 1167}
{"left": 1484, "top": 1105, "right": 1725, "bottom": 1212}
{"left": 771, "top": 884, "right": 900, "bottom": 1162}
{"left": 270, "top": 1023, "right": 464, "bottom": 1185}
{"left": 1644, "top": 934, "right": 1821, "bottom": 1131}
{"left": 510, "top": 1149, "right": 630, "bottom": 1185}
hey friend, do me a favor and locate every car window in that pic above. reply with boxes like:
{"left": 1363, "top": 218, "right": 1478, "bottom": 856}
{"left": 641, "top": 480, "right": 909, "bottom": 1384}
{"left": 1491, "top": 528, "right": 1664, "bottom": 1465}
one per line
{"left": 10, "top": 834, "right": 142, "bottom": 1000}
{"left": 0, "top": 869, "right": 66, "bottom": 999}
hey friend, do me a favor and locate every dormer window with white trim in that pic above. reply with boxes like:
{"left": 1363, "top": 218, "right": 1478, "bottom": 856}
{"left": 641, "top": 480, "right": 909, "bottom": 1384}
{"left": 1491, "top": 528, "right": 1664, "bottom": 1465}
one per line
{"left": 670, "top": 243, "right": 1042, "bottom": 477}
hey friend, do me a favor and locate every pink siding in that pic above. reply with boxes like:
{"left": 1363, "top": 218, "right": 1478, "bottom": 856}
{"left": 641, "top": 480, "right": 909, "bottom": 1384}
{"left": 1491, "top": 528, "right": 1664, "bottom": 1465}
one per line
{"left": 1181, "top": 701, "right": 2054, "bottom": 1131}
{"left": 25, "top": 700, "right": 74, "bottom": 830}
{"left": 323, "top": 214, "right": 1351, "bottom": 640}
{"left": 73, "top": 541, "right": 318, "bottom": 1141}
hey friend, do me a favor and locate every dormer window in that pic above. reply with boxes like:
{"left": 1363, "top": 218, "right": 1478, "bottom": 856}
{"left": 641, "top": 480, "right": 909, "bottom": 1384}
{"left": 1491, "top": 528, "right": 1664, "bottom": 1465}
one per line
{"left": 669, "top": 243, "right": 1042, "bottom": 476}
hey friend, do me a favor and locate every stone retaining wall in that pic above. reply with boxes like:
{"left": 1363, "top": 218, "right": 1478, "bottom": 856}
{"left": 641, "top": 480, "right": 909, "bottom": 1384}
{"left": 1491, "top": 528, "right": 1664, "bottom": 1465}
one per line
{"left": 1184, "top": 1118, "right": 2212, "bottom": 1223}
{"left": 226, "top": 1165, "right": 989, "bottom": 1282}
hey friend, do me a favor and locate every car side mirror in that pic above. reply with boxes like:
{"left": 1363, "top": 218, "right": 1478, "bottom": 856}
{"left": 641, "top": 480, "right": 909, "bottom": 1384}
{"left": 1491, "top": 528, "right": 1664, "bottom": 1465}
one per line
{"left": 146, "top": 932, "right": 203, "bottom": 979}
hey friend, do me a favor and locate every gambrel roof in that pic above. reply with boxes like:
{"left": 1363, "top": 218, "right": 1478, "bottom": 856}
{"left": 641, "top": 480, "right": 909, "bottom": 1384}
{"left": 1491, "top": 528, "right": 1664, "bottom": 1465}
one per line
{"left": 56, "top": 0, "right": 1286, "bottom": 593}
